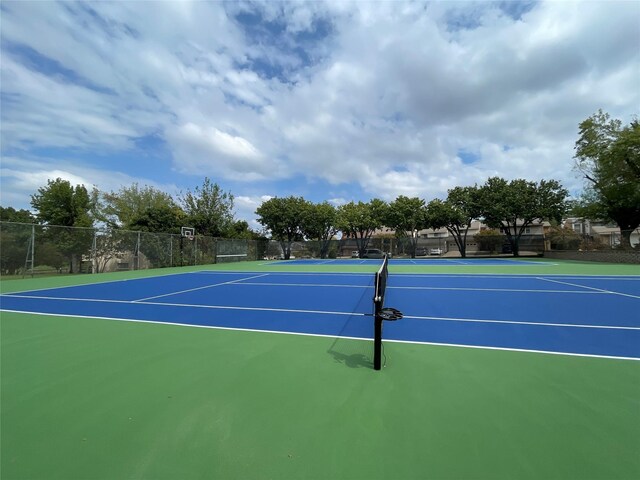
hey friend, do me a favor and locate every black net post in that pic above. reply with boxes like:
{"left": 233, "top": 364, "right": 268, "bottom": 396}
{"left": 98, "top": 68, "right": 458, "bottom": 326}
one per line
{"left": 373, "top": 255, "right": 387, "bottom": 371}
{"left": 372, "top": 254, "right": 402, "bottom": 371}
{"left": 374, "top": 313, "right": 383, "bottom": 370}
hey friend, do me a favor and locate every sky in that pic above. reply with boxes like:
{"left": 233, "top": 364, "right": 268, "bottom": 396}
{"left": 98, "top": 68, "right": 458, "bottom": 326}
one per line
{"left": 1, "top": 0, "right": 638, "bottom": 229}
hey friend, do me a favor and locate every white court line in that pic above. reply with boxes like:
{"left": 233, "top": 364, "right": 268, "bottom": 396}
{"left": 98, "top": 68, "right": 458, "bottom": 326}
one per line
{"left": 0, "top": 294, "right": 364, "bottom": 316}
{"left": 231, "top": 281, "right": 605, "bottom": 294}
{"left": 0, "top": 270, "right": 200, "bottom": 296}
{"left": 389, "top": 285, "right": 603, "bottom": 294}
{"left": 443, "top": 259, "right": 472, "bottom": 265}
{"left": 402, "top": 314, "right": 640, "bottom": 331}
{"left": 1, "top": 309, "right": 637, "bottom": 362}
{"left": 313, "top": 259, "right": 338, "bottom": 265}
{"left": 379, "top": 273, "right": 640, "bottom": 279}
{"left": 382, "top": 338, "right": 640, "bottom": 362}
{"left": 401, "top": 263, "right": 562, "bottom": 267}
{"left": 2, "top": 293, "right": 636, "bottom": 330}
{"left": 537, "top": 277, "right": 640, "bottom": 300}
{"left": 131, "top": 274, "right": 270, "bottom": 302}
{"left": 195, "top": 271, "right": 375, "bottom": 277}
{"left": 236, "top": 282, "right": 372, "bottom": 289}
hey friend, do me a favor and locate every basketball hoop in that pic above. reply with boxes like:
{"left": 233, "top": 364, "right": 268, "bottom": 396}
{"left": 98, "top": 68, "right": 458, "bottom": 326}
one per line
{"left": 181, "top": 226, "right": 195, "bottom": 240}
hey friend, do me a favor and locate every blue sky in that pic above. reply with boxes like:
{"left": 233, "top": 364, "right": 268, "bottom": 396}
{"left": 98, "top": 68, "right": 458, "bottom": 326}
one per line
{"left": 1, "top": 0, "right": 638, "bottom": 229}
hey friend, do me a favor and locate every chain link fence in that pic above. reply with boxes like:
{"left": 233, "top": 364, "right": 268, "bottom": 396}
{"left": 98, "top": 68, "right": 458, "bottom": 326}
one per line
{"left": 0, "top": 222, "right": 270, "bottom": 278}
{"left": 1, "top": 221, "right": 550, "bottom": 279}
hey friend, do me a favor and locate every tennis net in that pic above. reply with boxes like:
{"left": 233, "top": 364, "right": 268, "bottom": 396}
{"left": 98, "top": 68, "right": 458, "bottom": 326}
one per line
{"left": 373, "top": 255, "right": 389, "bottom": 370}
{"left": 373, "top": 254, "right": 389, "bottom": 317}
{"left": 372, "top": 254, "right": 403, "bottom": 370}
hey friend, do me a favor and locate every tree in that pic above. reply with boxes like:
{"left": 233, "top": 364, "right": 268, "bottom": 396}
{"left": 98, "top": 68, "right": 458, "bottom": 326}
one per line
{"left": 225, "top": 220, "right": 260, "bottom": 240}
{"left": 477, "top": 177, "right": 567, "bottom": 256}
{"left": 0, "top": 206, "right": 35, "bottom": 223}
{"left": 179, "top": 178, "right": 235, "bottom": 237}
{"left": 255, "top": 196, "right": 307, "bottom": 259}
{"left": 128, "top": 205, "right": 184, "bottom": 234}
{"left": 124, "top": 204, "right": 186, "bottom": 268}
{"left": 30, "top": 178, "right": 96, "bottom": 272}
{"left": 0, "top": 223, "right": 29, "bottom": 275}
{"left": 0, "top": 208, "right": 38, "bottom": 275}
{"left": 426, "top": 186, "right": 480, "bottom": 258}
{"left": 300, "top": 202, "right": 338, "bottom": 259}
{"left": 473, "top": 229, "right": 504, "bottom": 253}
{"left": 31, "top": 178, "right": 95, "bottom": 228}
{"left": 100, "top": 184, "right": 179, "bottom": 230}
{"left": 385, "top": 196, "right": 426, "bottom": 258}
{"left": 546, "top": 225, "right": 582, "bottom": 251}
{"left": 337, "top": 199, "right": 388, "bottom": 257}
{"left": 574, "top": 110, "right": 640, "bottom": 248}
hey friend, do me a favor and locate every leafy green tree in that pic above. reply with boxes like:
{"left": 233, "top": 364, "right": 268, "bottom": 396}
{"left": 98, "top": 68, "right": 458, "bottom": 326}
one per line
{"left": 30, "top": 178, "right": 96, "bottom": 272}
{"left": 101, "top": 184, "right": 179, "bottom": 229}
{"left": 0, "top": 206, "right": 35, "bottom": 223}
{"left": 337, "top": 199, "right": 388, "bottom": 257}
{"left": 574, "top": 110, "right": 640, "bottom": 248}
{"left": 546, "top": 225, "right": 582, "bottom": 251}
{"left": 385, "top": 196, "right": 427, "bottom": 258}
{"left": 180, "top": 178, "right": 235, "bottom": 237}
{"left": 256, "top": 196, "right": 307, "bottom": 259}
{"left": 426, "top": 186, "right": 480, "bottom": 258}
{"left": 225, "top": 220, "right": 260, "bottom": 240}
{"left": 473, "top": 229, "right": 504, "bottom": 253}
{"left": 0, "top": 207, "right": 38, "bottom": 275}
{"left": 0, "top": 223, "right": 28, "bottom": 275}
{"left": 477, "top": 177, "right": 567, "bottom": 256}
{"left": 125, "top": 205, "right": 185, "bottom": 268}
{"left": 31, "top": 178, "right": 94, "bottom": 228}
{"left": 128, "top": 205, "right": 184, "bottom": 234}
{"left": 0, "top": 208, "right": 37, "bottom": 274}
{"left": 300, "top": 202, "right": 338, "bottom": 259}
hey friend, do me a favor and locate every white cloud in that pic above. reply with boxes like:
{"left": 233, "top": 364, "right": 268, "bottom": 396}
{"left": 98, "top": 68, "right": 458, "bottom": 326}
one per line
{"left": 234, "top": 194, "right": 276, "bottom": 229}
{"left": 1, "top": 0, "right": 638, "bottom": 220}
{"left": 0, "top": 156, "right": 180, "bottom": 210}
{"left": 166, "top": 122, "right": 286, "bottom": 181}
{"left": 328, "top": 198, "right": 347, "bottom": 207}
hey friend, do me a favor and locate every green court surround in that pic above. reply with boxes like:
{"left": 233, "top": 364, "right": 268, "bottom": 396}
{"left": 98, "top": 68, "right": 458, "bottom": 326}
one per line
{"left": 2, "top": 259, "right": 639, "bottom": 479}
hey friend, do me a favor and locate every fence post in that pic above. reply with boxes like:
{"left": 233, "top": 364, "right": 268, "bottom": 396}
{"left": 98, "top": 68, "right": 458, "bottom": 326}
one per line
{"left": 135, "top": 232, "right": 141, "bottom": 270}
{"left": 24, "top": 224, "right": 35, "bottom": 278}
{"left": 91, "top": 230, "right": 97, "bottom": 274}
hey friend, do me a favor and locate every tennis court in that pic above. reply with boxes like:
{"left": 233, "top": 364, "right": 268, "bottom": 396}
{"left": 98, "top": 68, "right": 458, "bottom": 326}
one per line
{"left": 1, "top": 258, "right": 639, "bottom": 479}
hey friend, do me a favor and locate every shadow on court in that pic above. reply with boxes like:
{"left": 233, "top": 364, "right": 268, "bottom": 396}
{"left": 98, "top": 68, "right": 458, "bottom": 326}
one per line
{"left": 326, "top": 313, "right": 374, "bottom": 369}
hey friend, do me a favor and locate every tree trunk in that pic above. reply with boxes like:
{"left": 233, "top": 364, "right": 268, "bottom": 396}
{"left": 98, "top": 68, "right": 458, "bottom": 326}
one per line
{"left": 460, "top": 230, "right": 468, "bottom": 258}
{"left": 620, "top": 229, "right": 633, "bottom": 249}
{"left": 69, "top": 253, "right": 81, "bottom": 273}
{"left": 610, "top": 209, "right": 639, "bottom": 249}
{"left": 512, "top": 239, "right": 520, "bottom": 257}
{"left": 280, "top": 240, "right": 292, "bottom": 259}
{"left": 320, "top": 240, "right": 329, "bottom": 259}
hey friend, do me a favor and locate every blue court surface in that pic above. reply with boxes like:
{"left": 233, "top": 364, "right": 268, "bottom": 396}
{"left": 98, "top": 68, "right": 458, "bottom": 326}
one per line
{"left": 1, "top": 271, "right": 638, "bottom": 360}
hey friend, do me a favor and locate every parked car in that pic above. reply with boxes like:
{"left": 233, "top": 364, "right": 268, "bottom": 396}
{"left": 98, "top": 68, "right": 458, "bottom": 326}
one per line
{"left": 361, "top": 248, "right": 385, "bottom": 259}
{"left": 415, "top": 247, "right": 427, "bottom": 256}
{"left": 429, "top": 248, "right": 442, "bottom": 255}
{"left": 351, "top": 250, "right": 359, "bottom": 258}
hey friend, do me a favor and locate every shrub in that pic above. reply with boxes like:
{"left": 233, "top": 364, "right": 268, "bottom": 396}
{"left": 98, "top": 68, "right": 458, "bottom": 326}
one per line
{"left": 474, "top": 229, "right": 504, "bottom": 253}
